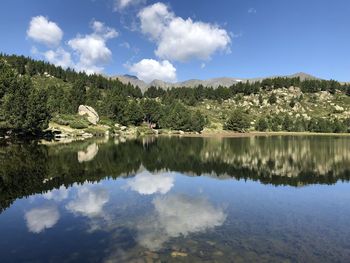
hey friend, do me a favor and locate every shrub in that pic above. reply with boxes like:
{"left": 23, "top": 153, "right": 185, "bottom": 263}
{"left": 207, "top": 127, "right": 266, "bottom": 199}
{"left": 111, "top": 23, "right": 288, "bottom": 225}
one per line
{"left": 268, "top": 93, "right": 277, "bottom": 104}
{"left": 255, "top": 118, "right": 268, "bottom": 131}
{"left": 69, "top": 120, "right": 89, "bottom": 129}
{"left": 224, "top": 110, "right": 250, "bottom": 132}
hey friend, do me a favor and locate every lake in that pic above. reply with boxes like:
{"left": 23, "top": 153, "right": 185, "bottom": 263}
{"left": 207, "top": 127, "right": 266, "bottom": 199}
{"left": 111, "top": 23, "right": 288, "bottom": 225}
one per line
{"left": 1, "top": 136, "right": 350, "bottom": 262}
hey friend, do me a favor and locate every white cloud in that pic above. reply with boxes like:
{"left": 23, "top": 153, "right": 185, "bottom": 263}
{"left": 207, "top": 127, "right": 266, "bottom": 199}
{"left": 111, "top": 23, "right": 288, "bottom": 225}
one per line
{"left": 138, "top": 3, "right": 231, "bottom": 62}
{"left": 27, "top": 17, "right": 117, "bottom": 74}
{"left": 126, "top": 171, "right": 175, "bottom": 195}
{"left": 66, "top": 185, "right": 109, "bottom": 218}
{"left": 27, "top": 16, "right": 63, "bottom": 47}
{"left": 119, "top": 41, "right": 131, "bottom": 49}
{"left": 138, "top": 2, "right": 174, "bottom": 40}
{"left": 25, "top": 205, "right": 60, "bottom": 233}
{"left": 43, "top": 186, "right": 69, "bottom": 201}
{"left": 129, "top": 58, "right": 176, "bottom": 83}
{"left": 68, "top": 20, "right": 118, "bottom": 74}
{"left": 91, "top": 20, "right": 118, "bottom": 39}
{"left": 248, "top": 8, "right": 257, "bottom": 14}
{"left": 137, "top": 194, "right": 226, "bottom": 250}
{"left": 114, "top": 0, "right": 146, "bottom": 10}
{"left": 44, "top": 47, "right": 73, "bottom": 68}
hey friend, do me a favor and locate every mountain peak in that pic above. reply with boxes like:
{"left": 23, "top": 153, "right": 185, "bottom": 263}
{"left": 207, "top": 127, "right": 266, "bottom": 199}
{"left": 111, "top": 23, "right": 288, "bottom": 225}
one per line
{"left": 113, "top": 72, "right": 321, "bottom": 92}
{"left": 289, "top": 72, "right": 318, "bottom": 80}
{"left": 123, "top": 74, "right": 139, "bottom": 80}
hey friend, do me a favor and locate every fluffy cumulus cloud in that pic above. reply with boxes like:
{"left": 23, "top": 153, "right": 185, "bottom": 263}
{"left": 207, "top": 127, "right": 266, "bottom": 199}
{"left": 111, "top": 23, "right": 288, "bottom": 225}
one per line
{"left": 137, "top": 194, "right": 226, "bottom": 250}
{"left": 43, "top": 47, "right": 72, "bottom": 68}
{"left": 138, "top": 3, "right": 231, "bottom": 62}
{"left": 68, "top": 20, "right": 118, "bottom": 74}
{"left": 66, "top": 185, "right": 109, "bottom": 218}
{"left": 27, "top": 16, "right": 63, "bottom": 47}
{"left": 114, "top": 0, "right": 146, "bottom": 10}
{"left": 25, "top": 205, "right": 60, "bottom": 233}
{"left": 129, "top": 58, "right": 176, "bottom": 82}
{"left": 27, "top": 17, "right": 117, "bottom": 74}
{"left": 126, "top": 171, "right": 175, "bottom": 195}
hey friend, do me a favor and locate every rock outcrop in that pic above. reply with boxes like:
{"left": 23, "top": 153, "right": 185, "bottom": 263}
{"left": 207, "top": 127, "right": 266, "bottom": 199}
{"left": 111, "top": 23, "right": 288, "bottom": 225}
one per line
{"left": 78, "top": 105, "right": 99, "bottom": 125}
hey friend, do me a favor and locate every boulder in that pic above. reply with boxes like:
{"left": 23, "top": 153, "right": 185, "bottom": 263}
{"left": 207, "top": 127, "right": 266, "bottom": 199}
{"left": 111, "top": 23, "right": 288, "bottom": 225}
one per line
{"left": 334, "top": 105, "right": 344, "bottom": 113}
{"left": 78, "top": 105, "right": 99, "bottom": 125}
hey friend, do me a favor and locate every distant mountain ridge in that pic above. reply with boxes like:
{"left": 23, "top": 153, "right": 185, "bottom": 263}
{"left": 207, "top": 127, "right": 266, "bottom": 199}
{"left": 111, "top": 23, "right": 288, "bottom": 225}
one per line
{"left": 112, "top": 72, "right": 318, "bottom": 92}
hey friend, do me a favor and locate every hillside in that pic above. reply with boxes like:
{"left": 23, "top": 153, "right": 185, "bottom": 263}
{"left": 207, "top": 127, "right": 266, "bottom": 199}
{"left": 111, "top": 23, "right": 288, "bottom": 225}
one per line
{"left": 0, "top": 54, "right": 350, "bottom": 139}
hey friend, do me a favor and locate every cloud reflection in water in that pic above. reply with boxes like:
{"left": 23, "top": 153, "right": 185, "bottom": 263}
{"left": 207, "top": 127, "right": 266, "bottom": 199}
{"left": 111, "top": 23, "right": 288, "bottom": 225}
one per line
{"left": 25, "top": 205, "right": 60, "bottom": 233}
{"left": 126, "top": 171, "right": 175, "bottom": 195}
{"left": 137, "top": 194, "right": 226, "bottom": 250}
{"left": 66, "top": 185, "right": 109, "bottom": 218}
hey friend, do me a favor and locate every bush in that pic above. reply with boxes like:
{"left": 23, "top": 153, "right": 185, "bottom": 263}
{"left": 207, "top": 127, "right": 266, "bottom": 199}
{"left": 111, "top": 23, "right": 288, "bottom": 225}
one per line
{"left": 224, "top": 110, "right": 250, "bottom": 132}
{"left": 69, "top": 120, "right": 89, "bottom": 129}
{"left": 255, "top": 118, "right": 268, "bottom": 131}
{"left": 51, "top": 116, "right": 70, "bottom": 126}
{"left": 268, "top": 93, "right": 277, "bottom": 104}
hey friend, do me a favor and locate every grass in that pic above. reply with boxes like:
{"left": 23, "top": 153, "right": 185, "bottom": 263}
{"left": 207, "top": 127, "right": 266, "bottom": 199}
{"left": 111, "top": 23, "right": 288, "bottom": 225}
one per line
{"left": 51, "top": 114, "right": 90, "bottom": 129}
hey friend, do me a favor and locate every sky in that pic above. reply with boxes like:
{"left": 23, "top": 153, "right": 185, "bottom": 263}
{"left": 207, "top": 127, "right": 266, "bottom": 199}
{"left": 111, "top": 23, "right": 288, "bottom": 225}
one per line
{"left": 0, "top": 0, "right": 349, "bottom": 82}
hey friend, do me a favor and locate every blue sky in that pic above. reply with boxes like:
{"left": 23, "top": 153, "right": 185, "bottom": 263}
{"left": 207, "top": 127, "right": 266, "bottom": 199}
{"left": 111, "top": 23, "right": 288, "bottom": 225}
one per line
{"left": 0, "top": 0, "right": 349, "bottom": 82}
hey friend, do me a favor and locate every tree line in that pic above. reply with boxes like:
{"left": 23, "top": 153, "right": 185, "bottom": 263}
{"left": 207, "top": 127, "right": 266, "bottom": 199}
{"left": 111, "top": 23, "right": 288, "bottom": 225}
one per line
{"left": 1, "top": 53, "right": 350, "bottom": 136}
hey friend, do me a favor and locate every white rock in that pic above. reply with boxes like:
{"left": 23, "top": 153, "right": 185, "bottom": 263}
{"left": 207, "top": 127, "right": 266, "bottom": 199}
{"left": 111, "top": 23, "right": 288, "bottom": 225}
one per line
{"left": 78, "top": 105, "right": 99, "bottom": 125}
{"left": 334, "top": 105, "right": 344, "bottom": 112}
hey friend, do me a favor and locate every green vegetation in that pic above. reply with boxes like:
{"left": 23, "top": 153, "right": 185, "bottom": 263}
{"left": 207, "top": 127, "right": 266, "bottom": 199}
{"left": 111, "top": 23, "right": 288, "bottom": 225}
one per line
{"left": 224, "top": 110, "right": 250, "bottom": 132}
{"left": 0, "top": 53, "right": 350, "bottom": 137}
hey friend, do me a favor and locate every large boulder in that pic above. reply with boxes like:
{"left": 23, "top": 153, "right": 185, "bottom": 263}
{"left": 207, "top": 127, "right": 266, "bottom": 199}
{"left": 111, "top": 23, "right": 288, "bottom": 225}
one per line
{"left": 78, "top": 105, "right": 99, "bottom": 125}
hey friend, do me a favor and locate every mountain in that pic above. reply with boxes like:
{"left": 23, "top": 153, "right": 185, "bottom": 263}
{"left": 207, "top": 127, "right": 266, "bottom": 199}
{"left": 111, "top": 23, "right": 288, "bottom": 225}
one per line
{"left": 112, "top": 72, "right": 319, "bottom": 92}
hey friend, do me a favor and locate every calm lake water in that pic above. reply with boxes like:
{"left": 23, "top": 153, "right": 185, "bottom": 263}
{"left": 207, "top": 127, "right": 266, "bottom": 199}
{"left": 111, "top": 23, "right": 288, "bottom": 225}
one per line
{"left": 1, "top": 136, "right": 350, "bottom": 262}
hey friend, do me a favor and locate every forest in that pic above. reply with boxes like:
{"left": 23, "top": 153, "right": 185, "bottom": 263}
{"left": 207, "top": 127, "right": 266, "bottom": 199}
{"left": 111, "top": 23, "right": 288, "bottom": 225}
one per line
{"left": 1, "top": 53, "right": 350, "bottom": 136}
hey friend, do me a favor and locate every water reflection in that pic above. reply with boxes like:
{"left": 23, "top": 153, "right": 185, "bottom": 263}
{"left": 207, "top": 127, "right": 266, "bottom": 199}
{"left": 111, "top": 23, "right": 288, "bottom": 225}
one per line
{"left": 1, "top": 136, "right": 350, "bottom": 214}
{"left": 126, "top": 171, "right": 175, "bottom": 195}
{"left": 0, "top": 136, "right": 350, "bottom": 262}
{"left": 43, "top": 185, "right": 69, "bottom": 201}
{"left": 137, "top": 194, "right": 226, "bottom": 250}
{"left": 66, "top": 185, "right": 109, "bottom": 218}
{"left": 77, "top": 143, "right": 99, "bottom": 163}
{"left": 25, "top": 204, "right": 60, "bottom": 233}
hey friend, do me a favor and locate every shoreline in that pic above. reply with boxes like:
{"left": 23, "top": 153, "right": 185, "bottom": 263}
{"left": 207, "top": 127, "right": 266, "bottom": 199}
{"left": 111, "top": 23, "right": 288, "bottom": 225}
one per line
{"left": 172, "top": 131, "right": 350, "bottom": 138}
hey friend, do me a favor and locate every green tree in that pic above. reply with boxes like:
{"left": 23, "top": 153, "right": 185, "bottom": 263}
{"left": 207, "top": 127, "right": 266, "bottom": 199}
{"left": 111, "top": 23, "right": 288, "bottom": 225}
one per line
{"left": 122, "top": 101, "right": 143, "bottom": 126}
{"left": 190, "top": 110, "right": 206, "bottom": 133}
{"left": 255, "top": 118, "right": 268, "bottom": 131}
{"left": 268, "top": 93, "right": 277, "bottom": 104}
{"left": 282, "top": 115, "right": 293, "bottom": 131}
{"left": 69, "top": 79, "right": 86, "bottom": 113}
{"left": 86, "top": 86, "right": 101, "bottom": 108}
{"left": 25, "top": 89, "right": 50, "bottom": 133}
{"left": 141, "top": 99, "right": 162, "bottom": 125}
{"left": 2, "top": 73, "right": 50, "bottom": 134}
{"left": 289, "top": 98, "right": 296, "bottom": 108}
{"left": 3, "top": 76, "right": 31, "bottom": 130}
{"left": 224, "top": 110, "right": 250, "bottom": 132}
